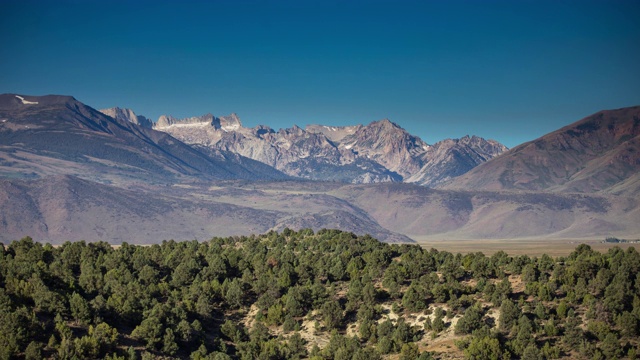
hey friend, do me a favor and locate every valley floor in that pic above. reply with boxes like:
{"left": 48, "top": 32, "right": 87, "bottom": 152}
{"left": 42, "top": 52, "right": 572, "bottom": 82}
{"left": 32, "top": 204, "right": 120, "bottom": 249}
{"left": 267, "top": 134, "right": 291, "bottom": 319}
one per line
{"left": 414, "top": 238, "right": 640, "bottom": 257}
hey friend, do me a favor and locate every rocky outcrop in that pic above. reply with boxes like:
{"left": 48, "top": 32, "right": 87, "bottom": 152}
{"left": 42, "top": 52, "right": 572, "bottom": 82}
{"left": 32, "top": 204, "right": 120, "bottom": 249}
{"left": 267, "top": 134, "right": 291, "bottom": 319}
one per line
{"left": 154, "top": 112, "right": 242, "bottom": 131}
{"left": 100, "top": 107, "right": 153, "bottom": 128}
{"left": 155, "top": 113, "right": 215, "bottom": 128}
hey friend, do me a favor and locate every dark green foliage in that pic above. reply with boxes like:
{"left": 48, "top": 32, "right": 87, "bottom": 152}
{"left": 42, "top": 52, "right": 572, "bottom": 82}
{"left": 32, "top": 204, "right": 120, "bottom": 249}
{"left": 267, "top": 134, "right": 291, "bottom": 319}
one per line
{"left": 287, "top": 332, "right": 307, "bottom": 359}
{"left": 392, "top": 318, "right": 413, "bottom": 348}
{"left": 163, "top": 328, "right": 179, "bottom": 355}
{"left": 402, "top": 282, "right": 429, "bottom": 312}
{"left": 0, "top": 304, "right": 39, "bottom": 358}
{"left": 521, "top": 344, "right": 543, "bottom": 360}
{"left": 131, "top": 314, "right": 163, "bottom": 350}
{"left": 587, "top": 320, "right": 611, "bottom": 341}
{"left": 601, "top": 332, "right": 622, "bottom": 359}
{"left": 0, "top": 232, "right": 639, "bottom": 359}
{"left": 400, "top": 343, "right": 420, "bottom": 360}
{"left": 432, "top": 307, "right": 446, "bottom": 333}
{"left": 221, "top": 320, "right": 246, "bottom": 343}
{"left": 70, "top": 291, "right": 92, "bottom": 325}
{"left": 522, "top": 264, "right": 539, "bottom": 284}
{"left": 224, "top": 278, "right": 244, "bottom": 308}
{"left": 544, "top": 316, "right": 559, "bottom": 337}
{"left": 462, "top": 335, "right": 506, "bottom": 360}
{"left": 90, "top": 322, "right": 119, "bottom": 355}
{"left": 455, "top": 304, "right": 484, "bottom": 335}
{"left": 24, "top": 341, "right": 43, "bottom": 360}
{"left": 321, "top": 299, "right": 343, "bottom": 330}
{"left": 556, "top": 300, "right": 569, "bottom": 319}
{"left": 617, "top": 311, "right": 639, "bottom": 338}
{"left": 541, "top": 341, "right": 560, "bottom": 359}
{"left": 377, "top": 335, "right": 393, "bottom": 354}
{"left": 510, "top": 315, "right": 535, "bottom": 356}
{"left": 563, "top": 311, "right": 583, "bottom": 347}
{"left": 492, "top": 277, "right": 512, "bottom": 307}
{"left": 499, "top": 298, "right": 520, "bottom": 333}
{"left": 282, "top": 314, "right": 296, "bottom": 332}
{"left": 534, "top": 302, "right": 547, "bottom": 320}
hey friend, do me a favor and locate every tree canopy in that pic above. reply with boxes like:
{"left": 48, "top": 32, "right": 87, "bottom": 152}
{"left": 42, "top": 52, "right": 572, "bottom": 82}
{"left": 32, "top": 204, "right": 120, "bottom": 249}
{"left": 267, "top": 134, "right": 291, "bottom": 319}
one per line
{"left": 0, "top": 233, "right": 639, "bottom": 359}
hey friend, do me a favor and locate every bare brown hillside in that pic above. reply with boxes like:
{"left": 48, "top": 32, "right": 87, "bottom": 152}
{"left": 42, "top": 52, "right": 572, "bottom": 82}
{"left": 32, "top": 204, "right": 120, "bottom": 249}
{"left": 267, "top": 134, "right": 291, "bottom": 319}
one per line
{"left": 442, "top": 106, "right": 640, "bottom": 195}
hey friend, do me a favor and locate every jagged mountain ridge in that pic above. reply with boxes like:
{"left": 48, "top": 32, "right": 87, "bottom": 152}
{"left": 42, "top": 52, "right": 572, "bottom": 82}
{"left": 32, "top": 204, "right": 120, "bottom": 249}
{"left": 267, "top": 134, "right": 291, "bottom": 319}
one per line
{"left": 100, "top": 107, "right": 153, "bottom": 128}
{"left": 0, "top": 94, "right": 288, "bottom": 184}
{"left": 119, "top": 108, "right": 507, "bottom": 185}
{"left": 155, "top": 112, "right": 242, "bottom": 131}
{"left": 444, "top": 106, "right": 640, "bottom": 195}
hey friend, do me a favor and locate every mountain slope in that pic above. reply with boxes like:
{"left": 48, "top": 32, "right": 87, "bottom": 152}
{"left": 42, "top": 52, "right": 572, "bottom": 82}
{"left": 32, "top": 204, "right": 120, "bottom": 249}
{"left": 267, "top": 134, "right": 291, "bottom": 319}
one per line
{"left": 0, "top": 94, "right": 287, "bottom": 183}
{"left": 330, "top": 182, "right": 640, "bottom": 240}
{"left": 0, "top": 175, "right": 282, "bottom": 243}
{"left": 407, "top": 135, "right": 507, "bottom": 186}
{"left": 0, "top": 175, "right": 412, "bottom": 244}
{"left": 335, "top": 119, "right": 429, "bottom": 178}
{"left": 443, "top": 106, "right": 640, "bottom": 194}
{"left": 2, "top": 174, "right": 637, "bottom": 244}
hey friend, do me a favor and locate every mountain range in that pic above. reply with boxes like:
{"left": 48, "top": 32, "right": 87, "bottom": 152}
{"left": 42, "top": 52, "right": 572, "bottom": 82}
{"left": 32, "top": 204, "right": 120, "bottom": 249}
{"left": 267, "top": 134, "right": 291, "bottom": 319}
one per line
{"left": 1, "top": 93, "right": 639, "bottom": 244}
{"left": 101, "top": 107, "right": 507, "bottom": 186}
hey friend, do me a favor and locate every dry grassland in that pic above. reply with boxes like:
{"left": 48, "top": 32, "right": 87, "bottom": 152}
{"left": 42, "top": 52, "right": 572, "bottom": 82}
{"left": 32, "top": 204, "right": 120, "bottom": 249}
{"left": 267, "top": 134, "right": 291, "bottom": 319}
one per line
{"left": 415, "top": 238, "right": 640, "bottom": 256}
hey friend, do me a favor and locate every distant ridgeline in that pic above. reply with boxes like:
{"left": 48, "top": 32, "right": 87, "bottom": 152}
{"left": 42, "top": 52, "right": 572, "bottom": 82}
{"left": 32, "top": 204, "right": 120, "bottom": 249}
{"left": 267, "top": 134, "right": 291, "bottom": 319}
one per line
{"left": 1, "top": 229, "right": 639, "bottom": 359}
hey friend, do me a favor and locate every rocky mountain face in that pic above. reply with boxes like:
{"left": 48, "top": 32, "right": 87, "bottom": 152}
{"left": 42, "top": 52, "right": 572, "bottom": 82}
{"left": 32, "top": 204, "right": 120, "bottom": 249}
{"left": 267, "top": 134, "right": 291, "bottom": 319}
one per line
{"left": 407, "top": 135, "right": 508, "bottom": 187}
{"left": 99, "top": 107, "right": 153, "bottom": 128}
{"left": 0, "top": 94, "right": 288, "bottom": 184}
{"left": 155, "top": 112, "right": 242, "bottom": 131}
{"left": 444, "top": 106, "right": 640, "bottom": 195}
{"left": 151, "top": 112, "right": 507, "bottom": 185}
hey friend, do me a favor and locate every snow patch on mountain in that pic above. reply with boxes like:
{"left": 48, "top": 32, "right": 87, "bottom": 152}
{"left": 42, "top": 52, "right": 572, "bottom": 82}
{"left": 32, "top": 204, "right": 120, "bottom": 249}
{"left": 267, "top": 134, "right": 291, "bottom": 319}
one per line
{"left": 15, "top": 95, "right": 38, "bottom": 105}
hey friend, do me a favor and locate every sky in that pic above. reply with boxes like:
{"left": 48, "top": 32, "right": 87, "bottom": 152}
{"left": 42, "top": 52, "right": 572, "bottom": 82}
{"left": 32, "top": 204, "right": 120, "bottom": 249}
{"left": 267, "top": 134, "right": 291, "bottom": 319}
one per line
{"left": 1, "top": 0, "right": 639, "bottom": 148}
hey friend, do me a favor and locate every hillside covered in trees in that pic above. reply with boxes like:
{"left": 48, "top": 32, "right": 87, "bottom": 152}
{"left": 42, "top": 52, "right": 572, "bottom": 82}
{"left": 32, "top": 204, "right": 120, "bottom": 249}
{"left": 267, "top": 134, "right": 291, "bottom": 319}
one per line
{"left": 1, "top": 230, "right": 639, "bottom": 359}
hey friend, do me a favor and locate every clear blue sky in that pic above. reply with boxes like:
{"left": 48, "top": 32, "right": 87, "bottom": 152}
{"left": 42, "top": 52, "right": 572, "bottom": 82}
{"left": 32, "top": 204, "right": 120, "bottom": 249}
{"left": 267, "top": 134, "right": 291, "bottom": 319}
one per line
{"left": 1, "top": 0, "right": 639, "bottom": 148}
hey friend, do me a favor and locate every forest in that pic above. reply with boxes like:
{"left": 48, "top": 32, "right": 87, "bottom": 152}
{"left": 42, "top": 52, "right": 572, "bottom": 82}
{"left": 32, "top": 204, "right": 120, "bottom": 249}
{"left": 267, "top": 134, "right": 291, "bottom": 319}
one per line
{"left": 0, "top": 229, "right": 639, "bottom": 359}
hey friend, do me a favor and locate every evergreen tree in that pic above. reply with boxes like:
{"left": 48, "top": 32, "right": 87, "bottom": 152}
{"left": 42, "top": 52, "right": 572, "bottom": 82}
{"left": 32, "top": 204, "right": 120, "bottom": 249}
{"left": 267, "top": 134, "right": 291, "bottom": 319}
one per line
{"left": 70, "top": 292, "right": 91, "bottom": 325}
{"left": 562, "top": 312, "right": 582, "bottom": 347}
{"left": 321, "top": 300, "right": 343, "bottom": 330}
{"left": 499, "top": 298, "right": 520, "bottom": 333}
{"left": 455, "top": 304, "right": 484, "bottom": 335}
